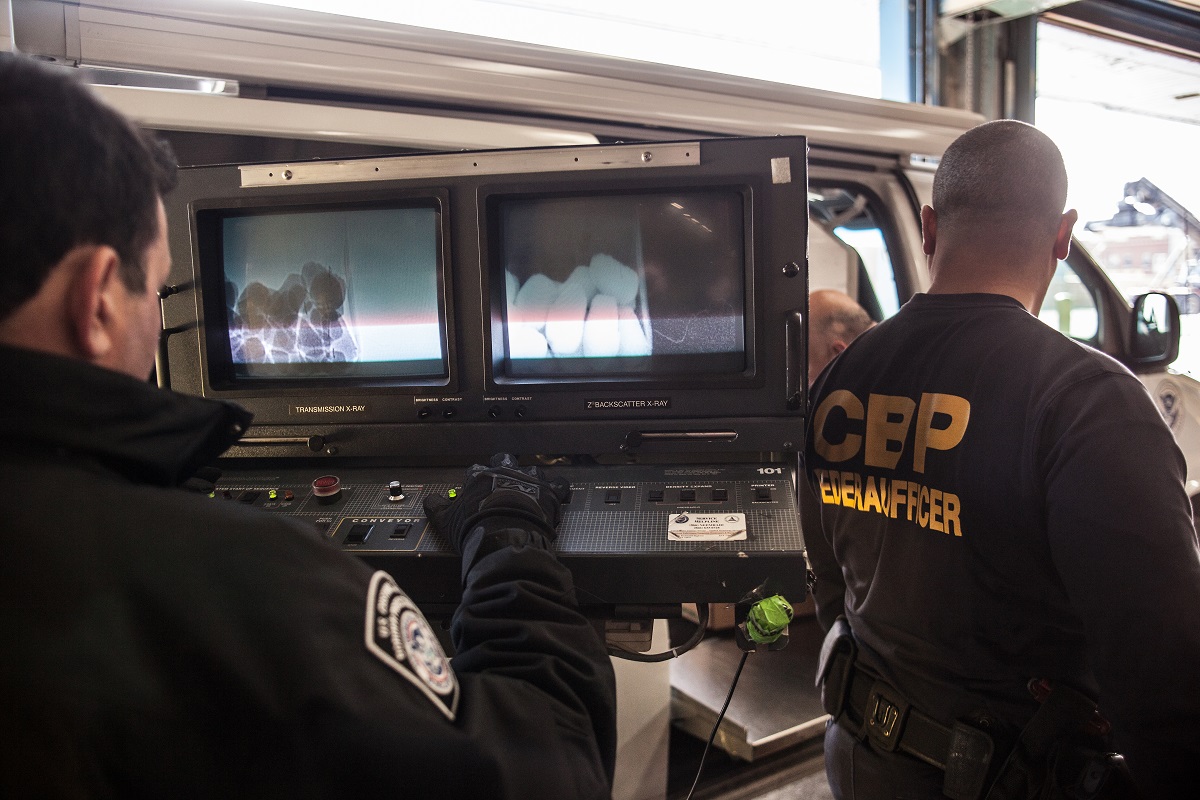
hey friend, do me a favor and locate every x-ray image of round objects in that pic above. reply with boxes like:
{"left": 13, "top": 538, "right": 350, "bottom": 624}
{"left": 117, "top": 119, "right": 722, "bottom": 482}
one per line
{"left": 498, "top": 192, "right": 746, "bottom": 378}
{"left": 220, "top": 205, "right": 446, "bottom": 381}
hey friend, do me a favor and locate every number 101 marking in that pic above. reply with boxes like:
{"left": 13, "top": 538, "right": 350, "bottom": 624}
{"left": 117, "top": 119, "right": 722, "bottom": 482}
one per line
{"left": 757, "top": 467, "right": 784, "bottom": 475}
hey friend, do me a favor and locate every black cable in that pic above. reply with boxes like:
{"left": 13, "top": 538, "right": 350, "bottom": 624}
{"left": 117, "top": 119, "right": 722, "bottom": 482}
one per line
{"left": 607, "top": 603, "right": 709, "bottom": 662}
{"left": 684, "top": 650, "right": 750, "bottom": 800}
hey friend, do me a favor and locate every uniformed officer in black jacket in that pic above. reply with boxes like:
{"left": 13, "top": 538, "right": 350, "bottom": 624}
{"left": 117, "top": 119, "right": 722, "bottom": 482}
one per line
{"left": 802, "top": 120, "right": 1200, "bottom": 798}
{"left": 0, "top": 53, "right": 616, "bottom": 799}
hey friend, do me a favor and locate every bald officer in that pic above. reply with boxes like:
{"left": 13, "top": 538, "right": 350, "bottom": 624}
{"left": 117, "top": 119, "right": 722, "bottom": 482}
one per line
{"left": 801, "top": 120, "right": 1200, "bottom": 799}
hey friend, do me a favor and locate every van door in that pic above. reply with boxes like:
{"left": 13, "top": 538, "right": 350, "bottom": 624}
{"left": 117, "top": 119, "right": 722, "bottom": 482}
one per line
{"left": 807, "top": 153, "right": 930, "bottom": 320}
{"left": 1042, "top": 248, "right": 1200, "bottom": 509}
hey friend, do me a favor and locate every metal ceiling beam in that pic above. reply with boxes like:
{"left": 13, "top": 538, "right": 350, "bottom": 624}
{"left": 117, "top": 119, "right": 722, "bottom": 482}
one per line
{"left": 1046, "top": 0, "right": 1200, "bottom": 58}
{"left": 942, "top": 1, "right": 1079, "bottom": 17}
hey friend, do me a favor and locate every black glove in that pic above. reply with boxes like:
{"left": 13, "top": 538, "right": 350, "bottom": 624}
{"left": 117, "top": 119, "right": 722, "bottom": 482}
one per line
{"left": 422, "top": 453, "right": 571, "bottom": 556}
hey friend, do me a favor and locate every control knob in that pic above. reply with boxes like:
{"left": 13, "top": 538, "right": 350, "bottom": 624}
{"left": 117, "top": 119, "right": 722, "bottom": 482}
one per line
{"left": 387, "top": 480, "right": 406, "bottom": 502}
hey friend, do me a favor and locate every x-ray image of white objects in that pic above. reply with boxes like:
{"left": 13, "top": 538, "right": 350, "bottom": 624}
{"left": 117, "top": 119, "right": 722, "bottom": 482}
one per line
{"left": 506, "top": 253, "right": 652, "bottom": 359}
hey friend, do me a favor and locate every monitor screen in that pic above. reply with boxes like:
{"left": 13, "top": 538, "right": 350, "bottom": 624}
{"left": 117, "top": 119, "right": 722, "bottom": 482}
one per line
{"left": 494, "top": 190, "right": 747, "bottom": 379}
{"left": 212, "top": 203, "right": 447, "bottom": 383}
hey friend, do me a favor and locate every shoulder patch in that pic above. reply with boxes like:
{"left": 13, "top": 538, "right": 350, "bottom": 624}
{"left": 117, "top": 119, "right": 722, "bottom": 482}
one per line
{"left": 364, "top": 570, "right": 459, "bottom": 721}
{"left": 1157, "top": 381, "right": 1183, "bottom": 432}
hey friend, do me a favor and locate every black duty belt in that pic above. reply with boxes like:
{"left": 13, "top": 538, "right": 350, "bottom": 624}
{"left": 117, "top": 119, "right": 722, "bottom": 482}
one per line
{"left": 817, "top": 618, "right": 995, "bottom": 800}
{"left": 841, "top": 661, "right": 996, "bottom": 799}
{"left": 816, "top": 619, "right": 1133, "bottom": 800}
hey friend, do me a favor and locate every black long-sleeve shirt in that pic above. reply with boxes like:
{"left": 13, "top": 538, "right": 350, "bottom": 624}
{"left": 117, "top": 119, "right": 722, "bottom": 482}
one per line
{"left": 0, "top": 345, "right": 616, "bottom": 798}
{"left": 801, "top": 293, "right": 1200, "bottom": 797}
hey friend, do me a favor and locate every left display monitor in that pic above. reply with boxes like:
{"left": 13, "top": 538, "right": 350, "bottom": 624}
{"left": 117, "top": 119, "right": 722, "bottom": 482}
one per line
{"left": 203, "top": 202, "right": 447, "bottom": 385}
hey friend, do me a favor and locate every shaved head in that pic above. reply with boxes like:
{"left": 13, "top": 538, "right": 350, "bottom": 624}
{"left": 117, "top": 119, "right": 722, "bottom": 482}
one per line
{"left": 922, "top": 120, "right": 1077, "bottom": 310}
{"left": 932, "top": 120, "right": 1068, "bottom": 237}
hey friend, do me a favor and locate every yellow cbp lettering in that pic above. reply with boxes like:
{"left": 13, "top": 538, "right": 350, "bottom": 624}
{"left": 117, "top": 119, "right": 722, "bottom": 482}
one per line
{"left": 841, "top": 471, "right": 857, "bottom": 509}
{"left": 929, "top": 488, "right": 944, "bottom": 533}
{"left": 943, "top": 492, "right": 964, "bottom": 537}
{"left": 814, "top": 390, "right": 865, "bottom": 462}
{"left": 865, "top": 394, "right": 916, "bottom": 469}
{"left": 913, "top": 393, "right": 971, "bottom": 473}
{"left": 863, "top": 476, "right": 882, "bottom": 514}
{"left": 917, "top": 485, "right": 930, "bottom": 527}
{"left": 889, "top": 480, "right": 906, "bottom": 519}
{"left": 818, "top": 470, "right": 840, "bottom": 505}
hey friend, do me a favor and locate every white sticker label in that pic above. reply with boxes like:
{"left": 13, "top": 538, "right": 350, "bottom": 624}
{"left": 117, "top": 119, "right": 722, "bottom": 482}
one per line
{"left": 668, "top": 512, "right": 747, "bottom": 541}
{"left": 770, "top": 156, "right": 792, "bottom": 184}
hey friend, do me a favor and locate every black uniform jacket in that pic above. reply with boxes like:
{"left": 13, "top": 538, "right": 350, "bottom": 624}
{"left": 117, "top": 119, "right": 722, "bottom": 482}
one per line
{"left": 0, "top": 345, "right": 616, "bottom": 798}
{"left": 801, "top": 294, "right": 1200, "bottom": 796}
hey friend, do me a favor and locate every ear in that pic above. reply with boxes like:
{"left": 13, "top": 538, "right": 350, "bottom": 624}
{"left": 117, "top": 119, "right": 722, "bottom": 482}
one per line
{"left": 920, "top": 205, "right": 937, "bottom": 256}
{"left": 1053, "top": 209, "right": 1078, "bottom": 261}
{"left": 832, "top": 340, "right": 848, "bottom": 356}
{"left": 68, "top": 245, "right": 123, "bottom": 360}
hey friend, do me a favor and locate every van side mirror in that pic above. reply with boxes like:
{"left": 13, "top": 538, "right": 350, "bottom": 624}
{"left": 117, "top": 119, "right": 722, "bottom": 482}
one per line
{"left": 1129, "top": 292, "right": 1180, "bottom": 371}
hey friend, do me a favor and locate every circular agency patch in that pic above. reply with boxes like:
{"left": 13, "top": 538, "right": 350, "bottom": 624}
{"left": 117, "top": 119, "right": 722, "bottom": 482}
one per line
{"left": 1158, "top": 381, "right": 1183, "bottom": 432}
{"left": 365, "top": 571, "right": 459, "bottom": 721}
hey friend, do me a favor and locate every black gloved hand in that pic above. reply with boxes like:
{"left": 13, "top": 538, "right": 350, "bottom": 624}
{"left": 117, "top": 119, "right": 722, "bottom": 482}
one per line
{"left": 422, "top": 453, "right": 571, "bottom": 555}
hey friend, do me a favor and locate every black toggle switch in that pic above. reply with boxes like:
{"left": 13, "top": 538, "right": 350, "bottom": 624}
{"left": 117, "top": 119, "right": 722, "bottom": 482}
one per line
{"left": 604, "top": 489, "right": 622, "bottom": 504}
{"left": 344, "top": 523, "right": 373, "bottom": 545}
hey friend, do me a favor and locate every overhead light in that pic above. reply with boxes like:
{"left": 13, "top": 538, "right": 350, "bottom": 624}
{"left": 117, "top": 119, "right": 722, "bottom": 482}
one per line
{"left": 79, "top": 65, "right": 239, "bottom": 95}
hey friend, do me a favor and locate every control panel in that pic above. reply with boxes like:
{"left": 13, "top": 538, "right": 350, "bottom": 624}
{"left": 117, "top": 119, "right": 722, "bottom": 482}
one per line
{"left": 210, "top": 462, "right": 806, "bottom": 612}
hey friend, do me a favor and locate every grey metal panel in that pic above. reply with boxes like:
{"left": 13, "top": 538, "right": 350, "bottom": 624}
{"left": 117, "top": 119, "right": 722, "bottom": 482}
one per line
{"left": 239, "top": 141, "right": 702, "bottom": 187}
{"left": 23, "top": 0, "right": 982, "bottom": 156}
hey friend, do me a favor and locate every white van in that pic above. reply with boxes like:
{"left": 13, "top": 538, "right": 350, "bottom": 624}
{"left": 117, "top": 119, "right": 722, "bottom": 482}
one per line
{"left": 12, "top": 0, "right": 1195, "bottom": 512}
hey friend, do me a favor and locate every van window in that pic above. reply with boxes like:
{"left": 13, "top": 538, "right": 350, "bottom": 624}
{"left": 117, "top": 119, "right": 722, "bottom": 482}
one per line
{"left": 1037, "top": 260, "right": 1100, "bottom": 342}
{"left": 809, "top": 187, "right": 901, "bottom": 321}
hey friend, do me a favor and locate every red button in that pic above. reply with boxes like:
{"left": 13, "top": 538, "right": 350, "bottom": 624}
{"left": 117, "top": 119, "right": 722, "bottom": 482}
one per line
{"left": 312, "top": 475, "right": 342, "bottom": 499}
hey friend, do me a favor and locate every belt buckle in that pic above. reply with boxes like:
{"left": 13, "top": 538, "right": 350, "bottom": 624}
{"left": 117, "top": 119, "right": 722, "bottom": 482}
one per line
{"left": 864, "top": 681, "right": 909, "bottom": 752}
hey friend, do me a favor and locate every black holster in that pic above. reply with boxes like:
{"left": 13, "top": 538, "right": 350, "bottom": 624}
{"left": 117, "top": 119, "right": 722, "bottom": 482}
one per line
{"left": 986, "top": 683, "right": 1142, "bottom": 800}
{"left": 816, "top": 616, "right": 856, "bottom": 718}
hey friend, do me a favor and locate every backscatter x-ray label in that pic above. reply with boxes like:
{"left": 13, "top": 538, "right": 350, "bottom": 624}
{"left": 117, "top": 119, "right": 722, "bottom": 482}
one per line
{"left": 668, "top": 513, "right": 747, "bottom": 541}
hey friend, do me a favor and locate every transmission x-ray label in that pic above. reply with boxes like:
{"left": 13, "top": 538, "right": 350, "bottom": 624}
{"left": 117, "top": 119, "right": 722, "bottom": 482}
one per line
{"left": 668, "top": 513, "right": 747, "bottom": 541}
{"left": 290, "top": 403, "right": 370, "bottom": 415}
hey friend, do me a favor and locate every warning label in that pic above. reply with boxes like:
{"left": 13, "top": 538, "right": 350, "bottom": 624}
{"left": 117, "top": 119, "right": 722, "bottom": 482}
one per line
{"left": 667, "top": 512, "right": 747, "bottom": 541}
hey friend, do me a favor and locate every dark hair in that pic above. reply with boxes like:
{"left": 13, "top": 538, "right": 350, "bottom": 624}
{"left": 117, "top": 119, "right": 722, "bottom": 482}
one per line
{"left": 932, "top": 119, "right": 1068, "bottom": 235}
{"left": 0, "top": 54, "right": 178, "bottom": 321}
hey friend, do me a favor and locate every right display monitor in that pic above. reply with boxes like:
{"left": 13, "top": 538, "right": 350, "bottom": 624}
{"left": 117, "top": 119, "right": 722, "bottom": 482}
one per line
{"left": 494, "top": 190, "right": 748, "bottom": 380}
